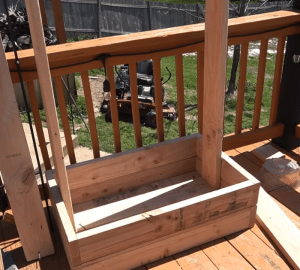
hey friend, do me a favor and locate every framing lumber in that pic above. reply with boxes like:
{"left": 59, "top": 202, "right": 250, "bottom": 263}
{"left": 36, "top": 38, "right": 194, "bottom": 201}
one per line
{"left": 67, "top": 134, "right": 198, "bottom": 191}
{"left": 0, "top": 37, "right": 54, "bottom": 261}
{"left": 202, "top": 0, "right": 229, "bottom": 189}
{"left": 252, "top": 144, "right": 285, "bottom": 162}
{"left": 80, "top": 207, "right": 256, "bottom": 270}
{"left": 0, "top": 248, "right": 3, "bottom": 270}
{"left": 256, "top": 187, "right": 300, "bottom": 270}
{"left": 46, "top": 171, "right": 81, "bottom": 268}
{"left": 24, "top": 0, "right": 75, "bottom": 227}
{"left": 71, "top": 157, "right": 196, "bottom": 205}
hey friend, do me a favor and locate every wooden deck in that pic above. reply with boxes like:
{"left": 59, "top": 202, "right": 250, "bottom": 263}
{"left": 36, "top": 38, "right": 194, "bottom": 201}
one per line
{"left": 1, "top": 139, "right": 299, "bottom": 270}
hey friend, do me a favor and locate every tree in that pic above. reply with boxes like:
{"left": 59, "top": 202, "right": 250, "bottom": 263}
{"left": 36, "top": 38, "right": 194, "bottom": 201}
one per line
{"left": 226, "top": 0, "right": 293, "bottom": 95}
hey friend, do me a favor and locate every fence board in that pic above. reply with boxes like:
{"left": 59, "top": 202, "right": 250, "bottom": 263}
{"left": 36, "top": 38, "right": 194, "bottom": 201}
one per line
{"left": 0, "top": 1, "right": 292, "bottom": 39}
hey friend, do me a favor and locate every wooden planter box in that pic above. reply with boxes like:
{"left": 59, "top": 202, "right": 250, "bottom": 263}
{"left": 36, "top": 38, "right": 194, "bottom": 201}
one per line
{"left": 46, "top": 134, "right": 260, "bottom": 270}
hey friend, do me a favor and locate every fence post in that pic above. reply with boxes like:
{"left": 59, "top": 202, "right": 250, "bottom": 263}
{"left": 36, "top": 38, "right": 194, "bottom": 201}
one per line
{"left": 272, "top": 0, "right": 300, "bottom": 150}
{"left": 147, "top": 1, "right": 152, "bottom": 30}
{"left": 98, "top": 0, "right": 102, "bottom": 37}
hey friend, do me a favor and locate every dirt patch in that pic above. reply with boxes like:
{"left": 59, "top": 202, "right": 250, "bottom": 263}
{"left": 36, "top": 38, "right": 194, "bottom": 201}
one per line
{"left": 76, "top": 74, "right": 105, "bottom": 117}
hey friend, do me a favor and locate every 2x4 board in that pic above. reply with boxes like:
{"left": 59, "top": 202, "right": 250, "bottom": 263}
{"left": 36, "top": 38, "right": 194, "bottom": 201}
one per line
{"left": 46, "top": 134, "right": 260, "bottom": 270}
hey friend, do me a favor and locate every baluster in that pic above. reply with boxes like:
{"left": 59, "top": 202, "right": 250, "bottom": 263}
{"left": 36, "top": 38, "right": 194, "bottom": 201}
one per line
{"left": 235, "top": 43, "right": 249, "bottom": 134}
{"left": 252, "top": 39, "right": 268, "bottom": 130}
{"left": 55, "top": 76, "right": 76, "bottom": 164}
{"left": 175, "top": 54, "right": 186, "bottom": 137}
{"left": 27, "top": 80, "right": 51, "bottom": 170}
{"left": 107, "top": 66, "right": 122, "bottom": 153}
{"left": 129, "top": 62, "right": 143, "bottom": 148}
{"left": 269, "top": 36, "right": 286, "bottom": 125}
{"left": 153, "top": 58, "right": 164, "bottom": 142}
{"left": 81, "top": 71, "right": 100, "bottom": 158}
{"left": 197, "top": 50, "right": 204, "bottom": 134}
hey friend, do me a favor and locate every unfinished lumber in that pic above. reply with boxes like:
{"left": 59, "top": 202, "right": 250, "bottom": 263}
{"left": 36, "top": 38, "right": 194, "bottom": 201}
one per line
{"left": 256, "top": 187, "right": 300, "bottom": 270}
{"left": 24, "top": 0, "right": 75, "bottom": 227}
{"left": 80, "top": 208, "right": 256, "bottom": 270}
{"left": 0, "top": 248, "right": 3, "bottom": 270}
{"left": 202, "top": 0, "right": 229, "bottom": 189}
{"left": 67, "top": 134, "right": 198, "bottom": 191}
{"left": 0, "top": 37, "right": 54, "bottom": 260}
{"left": 252, "top": 143, "right": 285, "bottom": 162}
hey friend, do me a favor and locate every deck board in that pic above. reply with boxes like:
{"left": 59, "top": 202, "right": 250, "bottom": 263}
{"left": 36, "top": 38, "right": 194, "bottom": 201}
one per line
{"left": 1, "top": 139, "right": 299, "bottom": 270}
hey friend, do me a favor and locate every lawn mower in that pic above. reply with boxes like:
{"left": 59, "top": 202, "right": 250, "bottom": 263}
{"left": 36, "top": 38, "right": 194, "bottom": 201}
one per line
{"left": 100, "top": 59, "right": 177, "bottom": 128}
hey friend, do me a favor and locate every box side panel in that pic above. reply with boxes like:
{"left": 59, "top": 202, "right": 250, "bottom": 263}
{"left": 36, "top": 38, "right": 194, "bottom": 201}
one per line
{"left": 77, "top": 181, "right": 257, "bottom": 263}
{"left": 221, "top": 152, "right": 260, "bottom": 206}
{"left": 71, "top": 157, "right": 196, "bottom": 205}
{"left": 67, "top": 134, "right": 198, "bottom": 192}
{"left": 80, "top": 207, "right": 255, "bottom": 270}
{"left": 46, "top": 171, "right": 81, "bottom": 268}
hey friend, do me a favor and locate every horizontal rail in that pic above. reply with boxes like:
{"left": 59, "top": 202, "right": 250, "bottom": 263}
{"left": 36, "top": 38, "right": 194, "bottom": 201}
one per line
{"left": 222, "top": 123, "right": 285, "bottom": 151}
{"left": 7, "top": 10, "right": 300, "bottom": 84}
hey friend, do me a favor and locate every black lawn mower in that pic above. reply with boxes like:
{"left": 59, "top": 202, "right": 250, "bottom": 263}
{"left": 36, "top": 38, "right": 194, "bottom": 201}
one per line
{"left": 100, "top": 59, "right": 177, "bottom": 128}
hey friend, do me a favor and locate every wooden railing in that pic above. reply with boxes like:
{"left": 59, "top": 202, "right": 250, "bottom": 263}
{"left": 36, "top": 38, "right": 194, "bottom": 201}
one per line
{"left": 6, "top": 10, "right": 300, "bottom": 167}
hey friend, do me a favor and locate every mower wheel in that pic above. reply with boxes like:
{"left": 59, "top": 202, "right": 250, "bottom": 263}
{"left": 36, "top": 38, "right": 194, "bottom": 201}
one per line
{"left": 145, "top": 111, "right": 157, "bottom": 129}
{"left": 105, "top": 111, "right": 112, "bottom": 122}
{"left": 168, "top": 113, "right": 177, "bottom": 121}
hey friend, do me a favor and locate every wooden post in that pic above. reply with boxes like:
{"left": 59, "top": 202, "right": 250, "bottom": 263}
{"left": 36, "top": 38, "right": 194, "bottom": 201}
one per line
{"left": 50, "top": 0, "right": 67, "bottom": 43}
{"left": 272, "top": 0, "right": 300, "bottom": 150}
{"left": 202, "top": 0, "right": 229, "bottom": 189}
{"left": 24, "top": 0, "right": 75, "bottom": 227}
{"left": 0, "top": 38, "right": 54, "bottom": 261}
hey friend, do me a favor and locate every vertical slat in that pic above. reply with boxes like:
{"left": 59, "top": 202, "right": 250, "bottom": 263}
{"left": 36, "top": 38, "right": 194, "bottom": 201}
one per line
{"left": 269, "top": 36, "right": 286, "bottom": 125}
{"left": 197, "top": 50, "right": 204, "bottom": 134}
{"left": 38, "top": 0, "right": 48, "bottom": 26}
{"left": 50, "top": 0, "right": 67, "bottom": 44}
{"left": 81, "top": 71, "right": 100, "bottom": 159}
{"left": 153, "top": 57, "right": 164, "bottom": 142}
{"left": 0, "top": 35, "right": 54, "bottom": 261}
{"left": 27, "top": 80, "right": 51, "bottom": 171}
{"left": 98, "top": 0, "right": 102, "bottom": 38}
{"left": 25, "top": 0, "right": 75, "bottom": 228}
{"left": 252, "top": 39, "right": 268, "bottom": 130}
{"left": 175, "top": 54, "right": 186, "bottom": 137}
{"left": 202, "top": 0, "right": 229, "bottom": 190}
{"left": 55, "top": 76, "right": 76, "bottom": 164}
{"left": 235, "top": 42, "right": 249, "bottom": 134}
{"left": 129, "top": 62, "right": 143, "bottom": 148}
{"left": 107, "top": 66, "right": 122, "bottom": 153}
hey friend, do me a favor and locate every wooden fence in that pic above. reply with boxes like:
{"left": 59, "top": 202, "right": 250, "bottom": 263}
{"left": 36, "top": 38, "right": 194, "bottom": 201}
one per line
{"left": 0, "top": 0, "right": 293, "bottom": 39}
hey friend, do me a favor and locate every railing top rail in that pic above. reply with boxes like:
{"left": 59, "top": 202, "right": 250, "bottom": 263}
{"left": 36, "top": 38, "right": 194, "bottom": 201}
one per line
{"left": 7, "top": 10, "right": 300, "bottom": 83}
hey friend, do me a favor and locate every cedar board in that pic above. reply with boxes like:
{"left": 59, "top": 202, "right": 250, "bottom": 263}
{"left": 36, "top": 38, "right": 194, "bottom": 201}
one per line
{"left": 47, "top": 134, "right": 259, "bottom": 270}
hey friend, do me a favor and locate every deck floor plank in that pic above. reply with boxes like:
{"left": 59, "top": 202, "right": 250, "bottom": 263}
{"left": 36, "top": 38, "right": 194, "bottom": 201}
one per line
{"left": 226, "top": 228, "right": 291, "bottom": 270}
{"left": 200, "top": 238, "right": 255, "bottom": 270}
{"left": 173, "top": 247, "right": 218, "bottom": 270}
{"left": 146, "top": 257, "right": 182, "bottom": 270}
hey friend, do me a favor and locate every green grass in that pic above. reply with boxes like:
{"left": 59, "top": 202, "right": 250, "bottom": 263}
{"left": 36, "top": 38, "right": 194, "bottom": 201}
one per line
{"left": 23, "top": 35, "right": 278, "bottom": 154}
{"left": 73, "top": 45, "right": 278, "bottom": 153}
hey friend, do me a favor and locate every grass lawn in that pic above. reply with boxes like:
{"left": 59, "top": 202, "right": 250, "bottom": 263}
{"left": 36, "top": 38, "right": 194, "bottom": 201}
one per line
{"left": 21, "top": 40, "right": 278, "bottom": 153}
{"left": 75, "top": 41, "right": 277, "bottom": 153}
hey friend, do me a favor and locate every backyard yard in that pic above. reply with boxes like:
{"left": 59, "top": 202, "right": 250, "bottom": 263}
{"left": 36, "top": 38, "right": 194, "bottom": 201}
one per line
{"left": 21, "top": 38, "right": 282, "bottom": 153}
